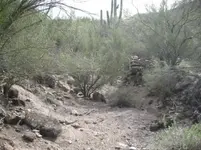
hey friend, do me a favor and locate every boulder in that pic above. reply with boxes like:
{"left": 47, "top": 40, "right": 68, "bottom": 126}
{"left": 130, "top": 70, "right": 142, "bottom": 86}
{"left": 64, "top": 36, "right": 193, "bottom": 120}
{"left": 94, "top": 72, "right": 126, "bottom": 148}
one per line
{"left": 7, "top": 85, "right": 35, "bottom": 105}
{"left": 8, "top": 87, "right": 19, "bottom": 98}
{"left": 24, "top": 111, "right": 44, "bottom": 129}
{"left": 24, "top": 111, "right": 62, "bottom": 140}
{"left": 22, "top": 131, "right": 36, "bottom": 142}
{"left": 40, "top": 125, "right": 62, "bottom": 140}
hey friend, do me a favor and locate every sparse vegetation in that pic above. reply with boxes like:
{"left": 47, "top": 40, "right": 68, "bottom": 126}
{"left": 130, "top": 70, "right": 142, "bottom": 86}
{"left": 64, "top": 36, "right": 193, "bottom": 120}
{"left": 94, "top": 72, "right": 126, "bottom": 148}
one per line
{"left": 143, "top": 60, "right": 180, "bottom": 102}
{"left": 149, "top": 124, "right": 201, "bottom": 150}
{"left": 109, "top": 86, "right": 138, "bottom": 108}
{"left": 1, "top": 0, "right": 201, "bottom": 149}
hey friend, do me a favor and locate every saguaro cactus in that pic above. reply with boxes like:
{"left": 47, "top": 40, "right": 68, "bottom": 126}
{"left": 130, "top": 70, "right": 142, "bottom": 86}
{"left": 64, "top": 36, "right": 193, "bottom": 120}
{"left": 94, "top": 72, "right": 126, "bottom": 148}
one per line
{"left": 100, "top": 0, "right": 123, "bottom": 28}
{"left": 100, "top": 10, "right": 103, "bottom": 26}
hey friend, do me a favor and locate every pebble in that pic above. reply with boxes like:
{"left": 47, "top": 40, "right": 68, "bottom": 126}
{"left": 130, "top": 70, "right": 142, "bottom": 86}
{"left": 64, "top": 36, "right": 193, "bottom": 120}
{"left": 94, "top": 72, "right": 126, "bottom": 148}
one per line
{"left": 70, "top": 109, "right": 79, "bottom": 116}
{"left": 68, "top": 140, "right": 72, "bottom": 144}
{"left": 36, "top": 132, "right": 42, "bottom": 138}
{"left": 129, "top": 147, "right": 137, "bottom": 150}
{"left": 115, "top": 142, "right": 128, "bottom": 149}
{"left": 71, "top": 123, "right": 81, "bottom": 129}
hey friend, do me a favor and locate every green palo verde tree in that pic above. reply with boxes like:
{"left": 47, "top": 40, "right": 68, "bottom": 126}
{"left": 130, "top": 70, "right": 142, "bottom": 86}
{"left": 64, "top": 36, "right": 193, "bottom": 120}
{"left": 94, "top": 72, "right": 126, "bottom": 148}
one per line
{"left": 0, "top": 0, "right": 85, "bottom": 97}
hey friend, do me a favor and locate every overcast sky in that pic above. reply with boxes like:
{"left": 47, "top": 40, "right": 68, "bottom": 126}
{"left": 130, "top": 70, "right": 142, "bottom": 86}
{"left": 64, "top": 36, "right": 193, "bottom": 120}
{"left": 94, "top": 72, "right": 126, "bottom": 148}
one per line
{"left": 50, "top": 0, "right": 176, "bottom": 18}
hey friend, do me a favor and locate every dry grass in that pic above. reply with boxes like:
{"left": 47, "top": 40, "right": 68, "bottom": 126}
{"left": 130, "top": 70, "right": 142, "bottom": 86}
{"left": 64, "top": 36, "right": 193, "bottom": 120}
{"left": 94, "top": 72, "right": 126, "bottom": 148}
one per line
{"left": 143, "top": 60, "right": 183, "bottom": 102}
{"left": 108, "top": 86, "right": 143, "bottom": 108}
{"left": 149, "top": 124, "right": 201, "bottom": 150}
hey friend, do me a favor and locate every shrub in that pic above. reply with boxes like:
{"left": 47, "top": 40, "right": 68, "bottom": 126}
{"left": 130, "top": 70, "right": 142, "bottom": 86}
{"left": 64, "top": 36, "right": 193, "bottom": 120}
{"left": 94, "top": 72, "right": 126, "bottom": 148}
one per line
{"left": 108, "top": 86, "right": 138, "bottom": 108}
{"left": 58, "top": 25, "right": 131, "bottom": 97}
{"left": 149, "top": 124, "right": 201, "bottom": 150}
{"left": 60, "top": 52, "right": 113, "bottom": 97}
{"left": 143, "top": 60, "right": 182, "bottom": 102}
{"left": 136, "top": 0, "right": 198, "bottom": 66}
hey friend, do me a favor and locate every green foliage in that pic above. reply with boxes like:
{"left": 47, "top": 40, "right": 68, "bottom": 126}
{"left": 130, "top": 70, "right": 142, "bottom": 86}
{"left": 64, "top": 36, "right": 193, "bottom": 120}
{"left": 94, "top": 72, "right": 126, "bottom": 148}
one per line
{"left": 0, "top": 0, "right": 59, "bottom": 91}
{"left": 143, "top": 60, "right": 179, "bottom": 100}
{"left": 55, "top": 21, "right": 131, "bottom": 96}
{"left": 2, "top": 0, "right": 201, "bottom": 104}
{"left": 0, "top": 0, "right": 134, "bottom": 96}
{"left": 149, "top": 124, "right": 201, "bottom": 150}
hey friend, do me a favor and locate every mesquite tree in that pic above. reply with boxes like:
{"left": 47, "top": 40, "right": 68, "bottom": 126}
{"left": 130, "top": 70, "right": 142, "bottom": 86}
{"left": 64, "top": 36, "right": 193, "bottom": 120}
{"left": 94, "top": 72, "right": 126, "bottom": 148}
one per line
{"left": 136, "top": 0, "right": 201, "bottom": 66}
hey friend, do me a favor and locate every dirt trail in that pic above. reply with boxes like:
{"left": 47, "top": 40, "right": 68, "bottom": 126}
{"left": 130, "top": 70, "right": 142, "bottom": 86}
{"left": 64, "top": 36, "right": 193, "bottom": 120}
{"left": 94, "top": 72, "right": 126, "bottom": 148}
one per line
{"left": 0, "top": 83, "right": 158, "bottom": 150}
{"left": 0, "top": 96, "right": 157, "bottom": 150}
{"left": 57, "top": 105, "right": 157, "bottom": 150}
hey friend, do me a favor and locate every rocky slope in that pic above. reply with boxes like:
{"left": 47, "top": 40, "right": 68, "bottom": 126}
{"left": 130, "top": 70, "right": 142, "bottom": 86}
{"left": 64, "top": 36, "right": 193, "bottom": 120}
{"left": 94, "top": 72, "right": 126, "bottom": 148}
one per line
{"left": 0, "top": 76, "right": 158, "bottom": 150}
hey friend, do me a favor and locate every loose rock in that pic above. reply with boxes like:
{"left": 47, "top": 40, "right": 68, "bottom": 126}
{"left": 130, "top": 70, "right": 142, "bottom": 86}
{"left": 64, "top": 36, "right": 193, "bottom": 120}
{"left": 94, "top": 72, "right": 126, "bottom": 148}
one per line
{"left": 22, "top": 131, "right": 36, "bottom": 142}
{"left": 149, "top": 120, "right": 164, "bottom": 132}
{"left": 70, "top": 109, "right": 79, "bottom": 116}
{"left": 129, "top": 147, "right": 137, "bottom": 150}
{"left": 115, "top": 142, "right": 128, "bottom": 149}
{"left": 71, "top": 123, "right": 81, "bottom": 129}
{"left": 35, "top": 132, "right": 42, "bottom": 138}
{"left": 40, "top": 125, "right": 62, "bottom": 140}
{"left": 57, "top": 81, "right": 70, "bottom": 92}
{"left": 4, "top": 107, "right": 25, "bottom": 125}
